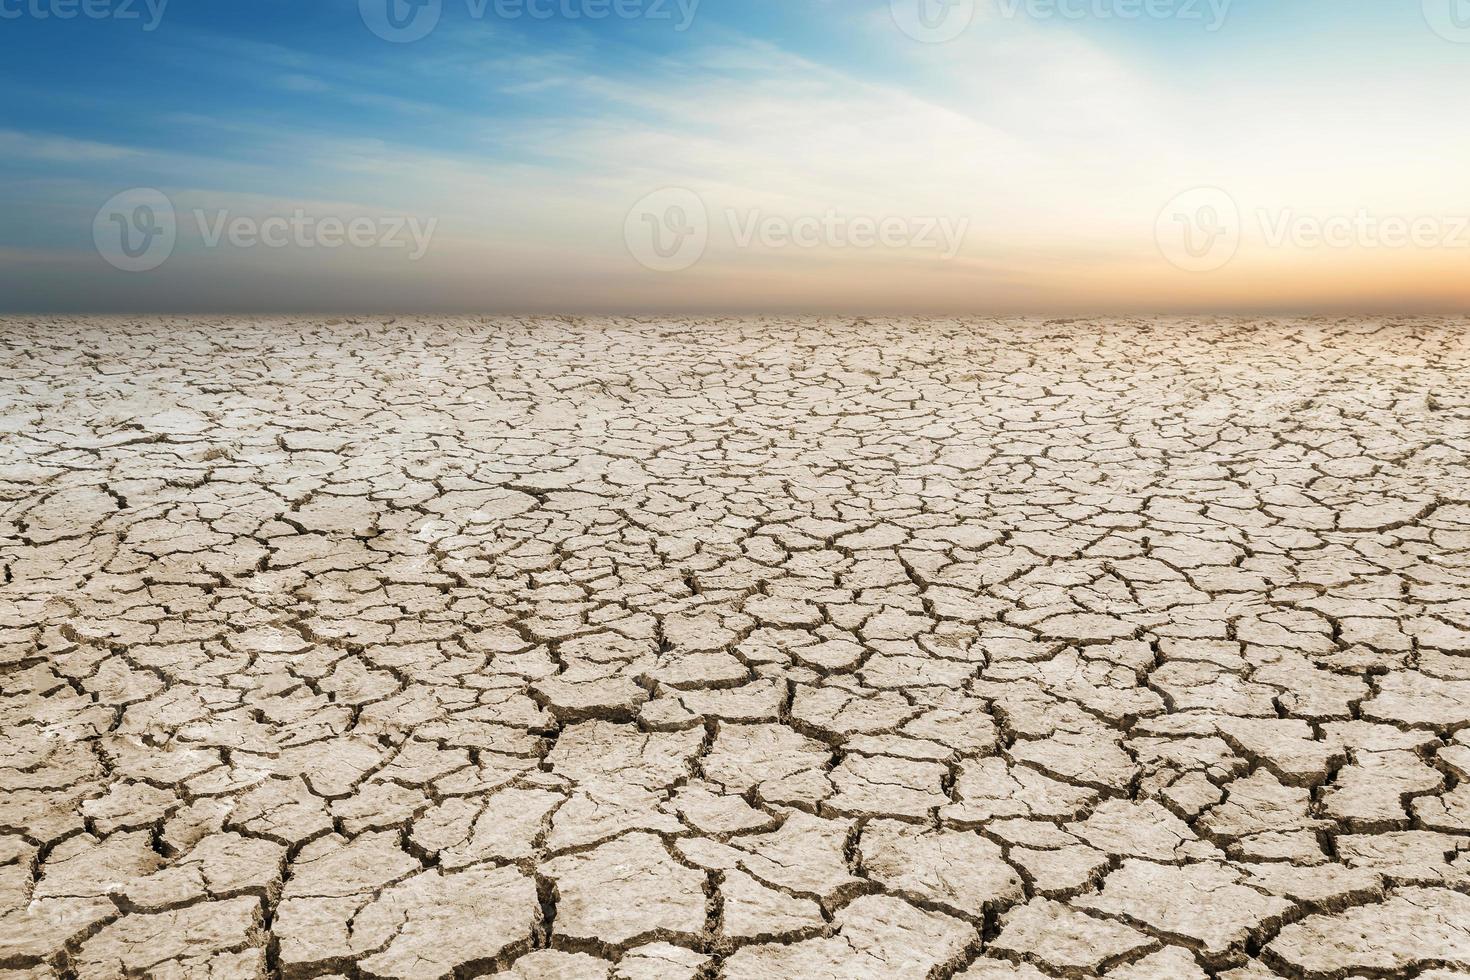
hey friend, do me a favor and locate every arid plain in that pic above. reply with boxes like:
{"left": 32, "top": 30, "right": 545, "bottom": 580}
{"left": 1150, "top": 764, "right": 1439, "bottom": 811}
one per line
{"left": 2, "top": 316, "right": 1468, "bottom": 979}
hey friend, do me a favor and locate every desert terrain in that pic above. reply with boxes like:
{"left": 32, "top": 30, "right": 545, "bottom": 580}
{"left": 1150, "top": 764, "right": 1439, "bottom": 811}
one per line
{"left": 2, "top": 316, "right": 1468, "bottom": 978}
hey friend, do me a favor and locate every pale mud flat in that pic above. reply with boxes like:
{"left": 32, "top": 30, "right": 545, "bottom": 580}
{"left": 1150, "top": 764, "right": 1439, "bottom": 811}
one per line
{"left": 1, "top": 315, "right": 1469, "bottom": 979}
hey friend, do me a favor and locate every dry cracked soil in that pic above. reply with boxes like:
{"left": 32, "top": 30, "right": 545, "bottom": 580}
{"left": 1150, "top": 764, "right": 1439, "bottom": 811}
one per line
{"left": 1, "top": 315, "right": 1469, "bottom": 980}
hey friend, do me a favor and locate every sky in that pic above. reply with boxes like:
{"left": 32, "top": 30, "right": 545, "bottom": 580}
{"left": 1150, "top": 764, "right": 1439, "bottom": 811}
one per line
{"left": 2, "top": 0, "right": 1468, "bottom": 314}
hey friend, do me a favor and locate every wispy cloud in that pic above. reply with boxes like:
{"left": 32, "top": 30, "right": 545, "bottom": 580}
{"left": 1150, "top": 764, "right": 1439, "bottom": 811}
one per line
{"left": 0, "top": 130, "right": 143, "bottom": 163}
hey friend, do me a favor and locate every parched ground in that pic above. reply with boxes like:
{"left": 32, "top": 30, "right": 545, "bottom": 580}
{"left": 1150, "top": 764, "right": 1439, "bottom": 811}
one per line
{"left": 1, "top": 316, "right": 1469, "bottom": 980}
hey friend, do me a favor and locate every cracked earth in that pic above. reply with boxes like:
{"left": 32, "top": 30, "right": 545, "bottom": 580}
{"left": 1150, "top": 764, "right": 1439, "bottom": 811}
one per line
{"left": 1, "top": 316, "right": 1469, "bottom": 979}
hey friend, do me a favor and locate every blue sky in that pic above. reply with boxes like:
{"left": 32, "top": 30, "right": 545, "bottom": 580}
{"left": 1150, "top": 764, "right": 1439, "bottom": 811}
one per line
{"left": 3, "top": 0, "right": 1468, "bottom": 312}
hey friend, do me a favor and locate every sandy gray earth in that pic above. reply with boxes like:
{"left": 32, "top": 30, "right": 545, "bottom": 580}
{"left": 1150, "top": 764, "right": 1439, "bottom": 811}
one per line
{"left": 1, "top": 315, "right": 1469, "bottom": 979}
